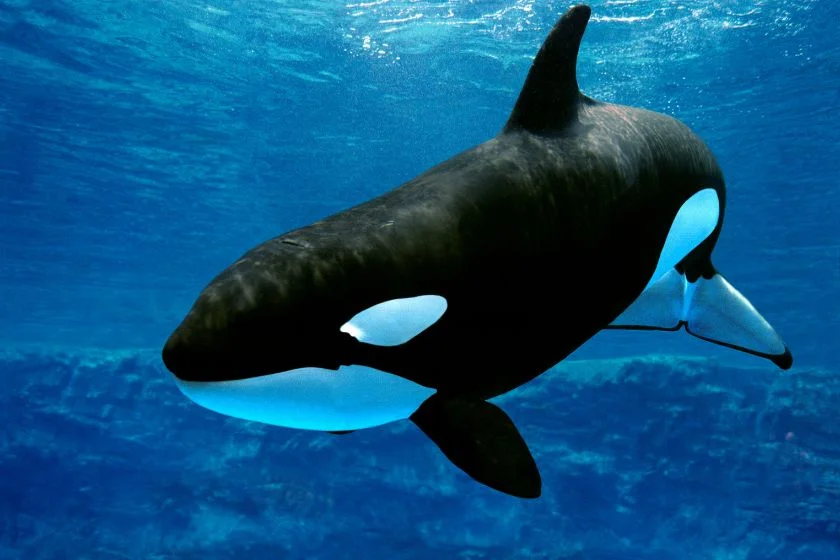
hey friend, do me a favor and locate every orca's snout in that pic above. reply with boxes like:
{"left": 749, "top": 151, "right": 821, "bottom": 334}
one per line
{"left": 161, "top": 274, "right": 273, "bottom": 383}
{"left": 161, "top": 249, "right": 354, "bottom": 383}
{"left": 162, "top": 327, "right": 201, "bottom": 382}
{"left": 161, "top": 305, "right": 235, "bottom": 382}
{"left": 160, "top": 297, "right": 340, "bottom": 384}
{"left": 160, "top": 310, "right": 246, "bottom": 383}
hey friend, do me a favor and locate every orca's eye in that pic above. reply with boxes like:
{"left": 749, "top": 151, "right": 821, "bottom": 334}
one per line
{"left": 340, "top": 295, "right": 448, "bottom": 346}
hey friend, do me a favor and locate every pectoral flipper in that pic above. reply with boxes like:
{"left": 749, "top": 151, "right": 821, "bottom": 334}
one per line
{"left": 410, "top": 393, "right": 541, "bottom": 498}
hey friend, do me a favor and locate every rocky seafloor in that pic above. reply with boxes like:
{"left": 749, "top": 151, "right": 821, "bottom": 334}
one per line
{"left": 1, "top": 348, "right": 838, "bottom": 559}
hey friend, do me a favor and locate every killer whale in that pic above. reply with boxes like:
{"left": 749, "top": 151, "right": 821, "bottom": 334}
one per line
{"left": 162, "top": 5, "right": 792, "bottom": 499}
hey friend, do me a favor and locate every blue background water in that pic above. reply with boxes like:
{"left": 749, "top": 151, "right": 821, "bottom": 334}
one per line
{"left": 1, "top": 1, "right": 838, "bottom": 558}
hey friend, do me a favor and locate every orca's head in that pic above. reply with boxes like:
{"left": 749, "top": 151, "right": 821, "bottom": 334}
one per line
{"left": 161, "top": 249, "right": 446, "bottom": 431}
{"left": 161, "top": 266, "right": 349, "bottom": 384}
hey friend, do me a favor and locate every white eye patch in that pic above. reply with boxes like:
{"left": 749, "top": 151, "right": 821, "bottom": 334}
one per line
{"left": 340, "top": 295, "right": 448, "bottom": 346}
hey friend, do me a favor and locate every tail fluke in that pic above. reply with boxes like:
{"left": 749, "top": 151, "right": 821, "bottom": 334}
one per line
{"left": 608, "top": 268, "right": 793, "bottom": 370}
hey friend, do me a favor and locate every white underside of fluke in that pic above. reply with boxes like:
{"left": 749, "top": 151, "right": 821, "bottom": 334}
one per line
{"left": 610, "top": 269, "right": 787, "bottom": 357}
{"left": 683, "top": 273, "right": 787, "bottom": 356}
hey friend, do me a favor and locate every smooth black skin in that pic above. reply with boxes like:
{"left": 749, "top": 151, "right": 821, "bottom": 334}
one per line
{"left": 163, "top": 6, "right": 727, "bottom": 400}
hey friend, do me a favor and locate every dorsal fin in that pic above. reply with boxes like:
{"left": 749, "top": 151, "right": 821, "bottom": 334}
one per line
{"left": 503, "top": 5, "right": 591, "bottom": 134}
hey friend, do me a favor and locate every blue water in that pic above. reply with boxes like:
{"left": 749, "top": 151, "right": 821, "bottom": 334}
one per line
{"left": 1, "top": 1, "right": 838, "bottom": 558}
